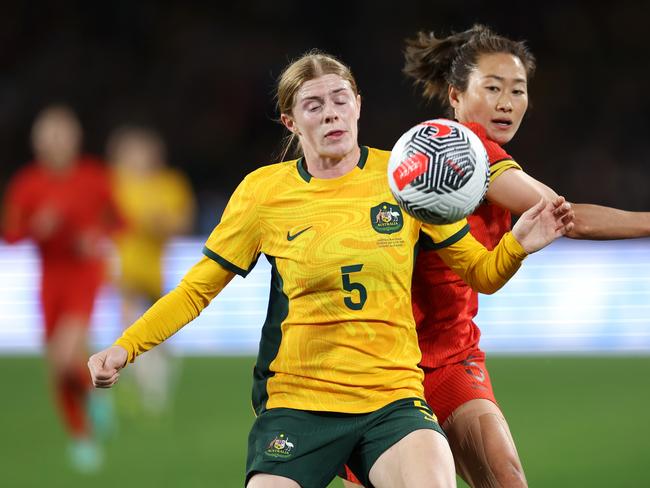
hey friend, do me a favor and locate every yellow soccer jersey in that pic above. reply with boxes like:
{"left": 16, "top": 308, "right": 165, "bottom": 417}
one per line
{"left": 203, "top": 146, "right": 470, "bottom": 415}
{"left": 113, "top": 167, "right": 194, "bottom": 298}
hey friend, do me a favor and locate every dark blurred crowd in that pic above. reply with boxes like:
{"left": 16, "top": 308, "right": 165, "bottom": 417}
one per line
{"left": 2, "top": 1, "right": 649, "bottom": 233}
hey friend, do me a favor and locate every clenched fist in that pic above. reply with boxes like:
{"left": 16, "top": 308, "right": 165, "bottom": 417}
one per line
{"left": 88, "top": 345, "right": 128, "bottom": 388}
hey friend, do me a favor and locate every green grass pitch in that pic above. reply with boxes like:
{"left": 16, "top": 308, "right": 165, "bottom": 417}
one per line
{"left": 1, "top": 355, "right": 648, "bottom": 487}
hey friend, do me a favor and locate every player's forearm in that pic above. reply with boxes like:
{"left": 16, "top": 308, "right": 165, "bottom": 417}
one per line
{"left": 568, "top": 204, "right": 650, "bottom": 239}
{"left": 114, "top": 285, "right": 201, "bottom": 362}
{"left": 465, "top": 232, "right": 528, "bottom": 294}
{"left": 115, "top": 257, "right": 235, "bottom": 362}
{"left": 437, "top": 232, "right": 527, "bottom": 294}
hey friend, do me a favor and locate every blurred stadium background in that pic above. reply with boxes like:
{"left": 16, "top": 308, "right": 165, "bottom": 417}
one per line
{"left": 1, "top": 1, "right": 649, "bottom": 487}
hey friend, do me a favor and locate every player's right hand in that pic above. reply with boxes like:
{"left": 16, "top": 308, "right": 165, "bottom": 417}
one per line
{"left": 88, "top": 345, "right": 128, "bottom": 388}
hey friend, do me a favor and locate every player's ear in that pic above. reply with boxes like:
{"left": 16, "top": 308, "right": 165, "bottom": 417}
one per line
{"left": 281, "top": 114, "right": 299, "bottom": 135}
{"left": 448, "top": 85, "right": 461, "bottom": 110}
{"left": 355, "top": 94, "right": 361, "bottom": 120}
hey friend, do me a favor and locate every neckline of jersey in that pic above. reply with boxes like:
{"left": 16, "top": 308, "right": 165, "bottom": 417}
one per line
{"left": 296, "top": 146, "right": 369, "bottom": 183}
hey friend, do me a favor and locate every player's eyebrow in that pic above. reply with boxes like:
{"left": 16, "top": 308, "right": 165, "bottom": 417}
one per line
{"left": 300, "top": 87, "right": 350, "bottom": 103}
{"left": 483, "top": 74, "right": 527, "bottom": 84}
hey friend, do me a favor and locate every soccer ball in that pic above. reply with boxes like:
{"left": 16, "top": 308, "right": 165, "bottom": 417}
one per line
{"left": 387, "top": 119, "right": 489, "bottom": 225}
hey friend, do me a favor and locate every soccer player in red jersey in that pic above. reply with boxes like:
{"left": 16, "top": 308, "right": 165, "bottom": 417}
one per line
{"left": 2, "top": 105, "right": 121, "bottom": 472}
{"left": 342, "top": 25, "right": 650, "bottom": 488}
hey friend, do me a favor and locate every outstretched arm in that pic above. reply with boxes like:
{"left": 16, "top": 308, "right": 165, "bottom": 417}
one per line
{"left": 487, "top": 168, "right": 650, "bottom": 239}
{"left": 88, "top": 256, "right": 235, "bottom": 388}
{"left": 567, "top": 204, "right": 650, "bottom": 239}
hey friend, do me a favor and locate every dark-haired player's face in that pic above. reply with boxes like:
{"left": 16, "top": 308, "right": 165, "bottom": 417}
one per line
{"left": 283, "top": 74, "right": 361, "bottom": 161}
{"left": 451, "top": 52, "right": 528, "bottom": 145}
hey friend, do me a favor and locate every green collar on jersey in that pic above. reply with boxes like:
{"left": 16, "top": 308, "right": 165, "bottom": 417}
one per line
{"left": 296, "top": 146, "right": 369, "bottom": 183}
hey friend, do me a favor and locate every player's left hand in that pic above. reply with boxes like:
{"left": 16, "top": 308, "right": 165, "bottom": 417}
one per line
{"left": 512, "top": 196, "right": 575, "bottom": 253}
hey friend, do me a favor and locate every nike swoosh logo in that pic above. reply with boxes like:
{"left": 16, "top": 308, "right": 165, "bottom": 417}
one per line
{"left": 287, "top": 226, "right": 312, "bottom": 241}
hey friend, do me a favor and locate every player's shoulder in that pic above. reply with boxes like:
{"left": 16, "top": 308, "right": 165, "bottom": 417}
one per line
{"left": 7, "top": 162, "right": 42, "bottom": 190}
{"left": 158, "top": 167, "right": 193, "bottom": 192}
{"left": 363, "top": 146, "right": 391, "bottom": 173}
{"left": 11, "top": 162, "right": 39, "bottom": 179}
{"left": 366, "top": 146, "right": 391, "bottom": 160}
{"left": 233, "top": 160, "right": 302, "bottom": 202}
{"left": 162, "top": 166, "right": 190, "bottom": 182}
{"left": 462, "top": 122, "right": 514, "bottom": 165}
{"left": 244, "top": 159, "right": 297, "bottom": 185}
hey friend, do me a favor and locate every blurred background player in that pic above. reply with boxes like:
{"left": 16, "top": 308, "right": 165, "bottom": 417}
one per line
{"left": 107, "top": 125, "right": 196, "bottom": 417}
{"left": 1, "top": 105, "right": 122, "bottom": 472}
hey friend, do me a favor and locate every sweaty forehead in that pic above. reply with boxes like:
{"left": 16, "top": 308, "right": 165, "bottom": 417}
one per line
{"left": 297, "top": 74, "right": 353, "bottom": 101}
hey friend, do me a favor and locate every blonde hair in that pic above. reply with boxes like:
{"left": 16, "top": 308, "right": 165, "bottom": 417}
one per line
{"left": 276, "top": 50, "right": 358, "bottom": 161}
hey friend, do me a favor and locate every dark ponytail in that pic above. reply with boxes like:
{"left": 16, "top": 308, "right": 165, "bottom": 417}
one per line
{"left": 403, "top": 24, "right": 536, "bottom": 110}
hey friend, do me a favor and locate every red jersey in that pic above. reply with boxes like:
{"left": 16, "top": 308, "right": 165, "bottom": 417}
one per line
{"left": 2, "top": 156, "right": 120, "bottom": 268}
{"left": 412, "top": 123, "right": 521, "bottom": 368}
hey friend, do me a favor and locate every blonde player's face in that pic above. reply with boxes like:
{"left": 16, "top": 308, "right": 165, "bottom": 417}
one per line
{"left": 451, "top": 52, "right": 529, "bottom": 145}
{"left": 113, "top": 137, "right": 163, "bottom": 176}
{"left": 286, "top": 74, "right": 361, "bottom": 160}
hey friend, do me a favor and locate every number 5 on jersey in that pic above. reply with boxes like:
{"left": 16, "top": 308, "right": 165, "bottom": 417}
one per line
{"left": 341, "top": 264, "right": 367, "bottom": 311}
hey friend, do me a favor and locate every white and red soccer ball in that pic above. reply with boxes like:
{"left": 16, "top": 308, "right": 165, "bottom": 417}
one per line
{"left": 388, "top": 119, "right": 489, "bottom": 225}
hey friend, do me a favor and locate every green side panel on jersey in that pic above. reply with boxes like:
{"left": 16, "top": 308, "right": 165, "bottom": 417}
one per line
{"left": 251, "top": 255, "right": 289, "bottom": 415}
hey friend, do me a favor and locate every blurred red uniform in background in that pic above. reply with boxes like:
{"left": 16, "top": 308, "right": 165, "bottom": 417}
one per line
{"left": 2, "top": 105, "right": 122, "bottom": 472}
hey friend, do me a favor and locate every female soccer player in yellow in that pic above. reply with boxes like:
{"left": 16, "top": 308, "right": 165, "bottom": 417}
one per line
{"left": 88, "top": 51, "right": 573, "bottom": 488}
{"left": 108, "top": 125, "right": 195, "bottom": 415}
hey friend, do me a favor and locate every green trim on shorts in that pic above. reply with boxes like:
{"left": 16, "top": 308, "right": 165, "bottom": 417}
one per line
{"left": 245, "top": 397, "right": 446, "bottom": 488}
